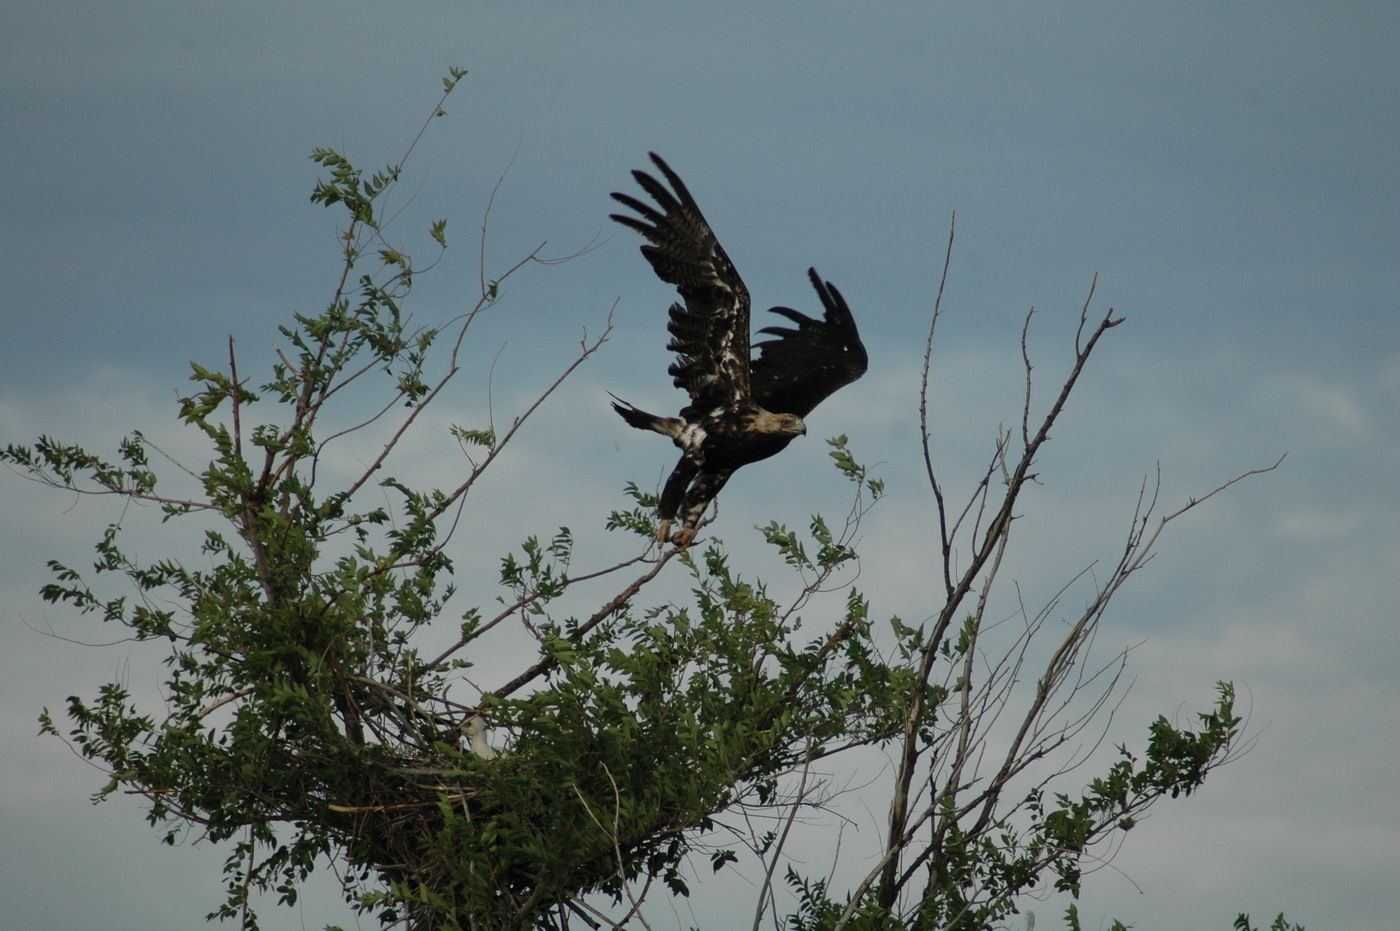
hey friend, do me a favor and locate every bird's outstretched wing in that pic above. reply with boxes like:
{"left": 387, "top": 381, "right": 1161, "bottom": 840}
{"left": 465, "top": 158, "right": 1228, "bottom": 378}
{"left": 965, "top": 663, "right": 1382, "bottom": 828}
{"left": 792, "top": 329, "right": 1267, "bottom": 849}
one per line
{"left": 750, "top": 268, "right": 868, "bottom": 417}
{"left": 610, "top": 153, "right": 752, "bottom": 408}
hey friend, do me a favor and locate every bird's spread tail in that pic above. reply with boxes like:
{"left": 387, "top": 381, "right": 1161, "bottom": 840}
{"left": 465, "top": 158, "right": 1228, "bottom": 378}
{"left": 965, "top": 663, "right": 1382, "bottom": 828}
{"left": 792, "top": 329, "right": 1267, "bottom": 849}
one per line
{"left": 610, "top": 395, "right": 666, "bottom": 433}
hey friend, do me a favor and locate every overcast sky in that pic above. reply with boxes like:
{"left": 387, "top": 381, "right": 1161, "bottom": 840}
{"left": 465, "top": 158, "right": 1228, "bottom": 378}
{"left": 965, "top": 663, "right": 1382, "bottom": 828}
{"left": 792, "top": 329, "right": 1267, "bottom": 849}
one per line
{"left": 2, "top": 3, "right": 1397, "bottom": 929}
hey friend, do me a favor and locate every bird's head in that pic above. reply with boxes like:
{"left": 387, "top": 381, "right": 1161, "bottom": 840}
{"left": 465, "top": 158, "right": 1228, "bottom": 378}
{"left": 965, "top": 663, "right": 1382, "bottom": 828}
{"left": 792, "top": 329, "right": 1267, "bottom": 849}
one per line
{"left": 760, "top": 411, "right": 806, "bottom": 437}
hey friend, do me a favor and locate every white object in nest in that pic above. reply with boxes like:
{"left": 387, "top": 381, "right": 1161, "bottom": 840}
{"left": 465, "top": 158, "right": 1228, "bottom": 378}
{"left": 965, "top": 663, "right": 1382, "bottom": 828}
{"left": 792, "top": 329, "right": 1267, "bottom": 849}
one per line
{"left": 463, "top": 716, "right": 498, "bottom": 760}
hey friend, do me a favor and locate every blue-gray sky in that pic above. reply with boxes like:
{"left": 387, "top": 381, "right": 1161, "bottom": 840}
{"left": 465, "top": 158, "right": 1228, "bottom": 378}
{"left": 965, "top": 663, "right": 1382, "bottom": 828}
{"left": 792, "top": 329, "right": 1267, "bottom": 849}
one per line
{"left": 2, "top": 3, "right": 1397, "bottom": 929}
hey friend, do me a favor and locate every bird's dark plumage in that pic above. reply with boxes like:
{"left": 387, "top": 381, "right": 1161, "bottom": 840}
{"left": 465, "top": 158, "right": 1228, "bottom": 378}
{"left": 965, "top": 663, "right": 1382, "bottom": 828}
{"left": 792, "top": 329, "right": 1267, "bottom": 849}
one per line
{"left": 610, "top": 153, "right": 867, "bottom": 545}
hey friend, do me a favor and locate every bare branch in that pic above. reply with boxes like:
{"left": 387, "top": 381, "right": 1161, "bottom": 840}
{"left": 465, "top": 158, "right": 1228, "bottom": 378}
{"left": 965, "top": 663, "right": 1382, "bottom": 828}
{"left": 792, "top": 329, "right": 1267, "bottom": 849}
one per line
{"left": 920, "top": 214, "right": 957, "bottom": 592}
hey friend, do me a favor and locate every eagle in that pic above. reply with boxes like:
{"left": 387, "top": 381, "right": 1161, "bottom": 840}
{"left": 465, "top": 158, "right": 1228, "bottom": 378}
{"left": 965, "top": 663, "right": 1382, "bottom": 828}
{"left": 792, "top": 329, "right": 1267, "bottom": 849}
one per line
{"left": 610, "top": 153, "right": 867, "bottom": 546}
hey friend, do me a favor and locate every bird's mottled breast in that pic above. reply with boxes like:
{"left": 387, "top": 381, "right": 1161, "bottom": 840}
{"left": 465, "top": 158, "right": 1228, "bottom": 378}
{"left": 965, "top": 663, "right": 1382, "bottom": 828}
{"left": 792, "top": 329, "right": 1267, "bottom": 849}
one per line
{"left": 675, "top": 421, "right": 707, "bottom": 455}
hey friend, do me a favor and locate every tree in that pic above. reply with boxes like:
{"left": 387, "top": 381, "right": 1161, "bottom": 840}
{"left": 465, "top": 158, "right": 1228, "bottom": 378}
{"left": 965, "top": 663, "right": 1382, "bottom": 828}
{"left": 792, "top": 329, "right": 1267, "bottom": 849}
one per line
{"left": 5, "top": 71, "right": 1284, "bottom": 930}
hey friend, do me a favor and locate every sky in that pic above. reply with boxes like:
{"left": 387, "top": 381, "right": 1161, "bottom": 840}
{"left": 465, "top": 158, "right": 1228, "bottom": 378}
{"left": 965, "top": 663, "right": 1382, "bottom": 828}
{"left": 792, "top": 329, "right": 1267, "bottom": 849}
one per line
{"left": 2, "top": 2, "right": 1397, "bottom": 929}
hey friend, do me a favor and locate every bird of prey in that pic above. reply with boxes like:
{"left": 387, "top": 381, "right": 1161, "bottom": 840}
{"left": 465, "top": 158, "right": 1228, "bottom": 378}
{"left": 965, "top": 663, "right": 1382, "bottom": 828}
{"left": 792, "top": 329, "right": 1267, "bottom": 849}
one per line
{"left": 610, "top": 153, "right": 867, "bottom": 546}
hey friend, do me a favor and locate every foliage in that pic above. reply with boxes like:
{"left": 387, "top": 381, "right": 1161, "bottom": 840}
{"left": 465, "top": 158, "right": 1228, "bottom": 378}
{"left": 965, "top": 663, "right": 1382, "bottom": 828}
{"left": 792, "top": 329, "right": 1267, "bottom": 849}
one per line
{"left": 5, "top": 71, "right": 1285, "bottom": 930}
{"left": 1235, "top": 915, "right": 1306, "bottom": 931}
